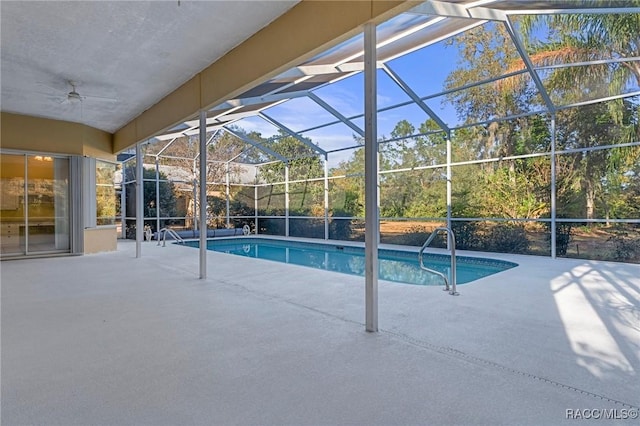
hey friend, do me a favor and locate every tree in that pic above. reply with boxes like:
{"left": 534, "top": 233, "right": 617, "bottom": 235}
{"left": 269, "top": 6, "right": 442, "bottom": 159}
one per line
{"left": 379, "top": 119, "right": 448, "bottom": 218}
{"left": 519, "top": 12, "right": 640, "bottom": 218}
{"left": 443, "top": 23, "right": 551, "bottom": 219}
{"left": 124, "top": 165, "right": 178, "bottom": 230}
{"left": 258, "top": 132, "right": 325, "bottom": 216}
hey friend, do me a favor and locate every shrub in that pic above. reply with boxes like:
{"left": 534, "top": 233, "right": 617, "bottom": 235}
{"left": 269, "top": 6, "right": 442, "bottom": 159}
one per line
{"left": 608, "top": 233, "right": 640, "bottom": 262}
{"left": 555, "top": 223, "right": 574, "bottom": 256}
{"left": 391, "top": 225, "right": 444, "bottom": 247}
{"left": 450, "top": 221, "right": 482, "bottom": 250}
{"left": 329, "top": 210, "right": 354, "bottom": 241}
{"left": 484, "top": 223, "right": 530, "bottom": 254}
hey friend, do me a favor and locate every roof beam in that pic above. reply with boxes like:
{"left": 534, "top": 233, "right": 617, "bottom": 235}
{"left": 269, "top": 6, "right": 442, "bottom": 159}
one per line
{"left": 222, "top": 126, "right": 287, "bottom": 162}
{"left": 506, "top": 7, "right": 640, "bottom": 15}
{"left": 308, "top": 92, "right": 365, "bottom": 137}
{"left": 409, "top": 1, "right": 507, "bottom": 21}
{"left": 503, "top": 17, "right": 556, "bottom": 113}
{"left": 275, "top": 61, "right": 385, "bottom": 80}
{"left": 194, "top": 129, "right": 220, "bottom": 161}
{"left": 382, "top": 63, "right": 450, "bottom": 133}
{"left": 259, "top": 112, "right": 327, "bottom": 156}
{"left": 210, "top": 89, "right": 310, "bottom": 111}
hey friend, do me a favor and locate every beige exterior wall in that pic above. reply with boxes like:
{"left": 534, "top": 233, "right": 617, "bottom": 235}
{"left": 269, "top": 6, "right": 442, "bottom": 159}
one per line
{"left": 1, "top": 112, "right": 117, "bottom": 254}
{"left": 113, "top": 0, "right": 415, "bottom": 152}
{"left": 1, "top": 112, "right": 114, "bottom": 160}
{"left": 83, "top": 227, "right": 118, "bottom": 254}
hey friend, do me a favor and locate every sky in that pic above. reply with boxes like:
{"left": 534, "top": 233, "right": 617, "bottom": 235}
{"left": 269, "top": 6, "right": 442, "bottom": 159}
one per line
{"left": 225, "top": 15, "right": 628, "bottom": 169}
{"left": 234, "top": 37, "right": 463, "bottom": 169}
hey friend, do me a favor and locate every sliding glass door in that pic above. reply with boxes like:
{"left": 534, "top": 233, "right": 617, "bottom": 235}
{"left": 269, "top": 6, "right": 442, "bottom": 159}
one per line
{"left": 0, "top": 153, "right": 70, "bottom": 256}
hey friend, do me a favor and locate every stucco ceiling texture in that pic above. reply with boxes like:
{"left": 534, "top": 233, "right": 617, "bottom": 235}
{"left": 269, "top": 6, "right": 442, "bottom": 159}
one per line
{"left": 0, "top": 0, "right": 299, "bottom": 133}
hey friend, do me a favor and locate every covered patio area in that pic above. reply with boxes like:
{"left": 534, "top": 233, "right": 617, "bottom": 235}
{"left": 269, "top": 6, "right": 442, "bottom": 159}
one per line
{"left": 2, "top": 240, "right": 638, "bottom": 424}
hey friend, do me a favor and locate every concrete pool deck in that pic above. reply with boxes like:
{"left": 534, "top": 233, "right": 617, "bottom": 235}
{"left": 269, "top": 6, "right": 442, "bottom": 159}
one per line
{"left": 2, "top": 238, "right": 639, "bottom": 425}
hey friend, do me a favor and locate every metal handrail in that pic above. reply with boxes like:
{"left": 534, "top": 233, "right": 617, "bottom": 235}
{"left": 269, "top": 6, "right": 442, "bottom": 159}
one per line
{"left": 418, "top": 226, "right": 459, "bottom": 296}
{"left": 157, "top": 228, "right": 185, "bottom": 246}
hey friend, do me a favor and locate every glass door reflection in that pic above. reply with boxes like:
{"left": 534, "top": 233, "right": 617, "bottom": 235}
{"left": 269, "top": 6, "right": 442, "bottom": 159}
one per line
{"left": 0, "top": 153, "right": 70, "bottom": 257}
{"left": 0, "top": 154, "right": 26, "bottom": 255}
{"left": 26, "top": 155, "right": 70, "bottom": 253}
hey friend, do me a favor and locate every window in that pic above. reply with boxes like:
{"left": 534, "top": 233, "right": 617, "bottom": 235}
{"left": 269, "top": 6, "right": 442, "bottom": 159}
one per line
{"left": 96, "top": 160, "right": 117, "bottom": 226}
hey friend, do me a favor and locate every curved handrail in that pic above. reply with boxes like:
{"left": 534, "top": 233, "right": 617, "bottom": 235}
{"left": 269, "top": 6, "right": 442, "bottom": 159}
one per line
{"left": 157, "top": 228, "right": 185, "bottom": 246}
{"left": 418, "top": 226, "right": 458, "bottom": 296}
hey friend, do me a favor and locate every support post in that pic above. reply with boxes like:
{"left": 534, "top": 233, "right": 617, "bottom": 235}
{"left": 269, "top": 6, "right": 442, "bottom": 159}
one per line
{"left": 253, "top": 185, "right": 258, "bottom": 235}
{"left": 199, "top": 111, "right": 207, "bottom": 279}
{"left": 446, "top": 131, "right": 452, "bottom": 248}
{"left": 324, "top": 154, "right": 329, "bottom": 240}
{"left": 285, "top": 162, "right": 290, "bottom": 237}
{"left": 225, "top": 162, "right": 231, "bottom": 228}
{"left": 364, "top": 22, "right": 379, "bottom": 332}
{"left": 550, "top": 114, "right": 557, "bottom": 259}
{"left": 193, "top": 159, "right": 198, "bottom": 232}
{"left": 155, "top": 157, "right": 161, "bottom": 235}
{"left": 254, "top": 185, "right": 259, "bottom": 235}
{"left": 120, "top": 172, "right": 126, "bottom": 239}
{"left": 135, "top": 143, "right": 143, "bottom": 258}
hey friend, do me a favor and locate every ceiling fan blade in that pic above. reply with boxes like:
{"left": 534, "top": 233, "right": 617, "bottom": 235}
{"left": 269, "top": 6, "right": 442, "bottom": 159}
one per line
{"left": 36, "top": 82, "right": 66, "bottom": 95}
{"left": 83, "top": 94, "right": 118, "bottom": 102}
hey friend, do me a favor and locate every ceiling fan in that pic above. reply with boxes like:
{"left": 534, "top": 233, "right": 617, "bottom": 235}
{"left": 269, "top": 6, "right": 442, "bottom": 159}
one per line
{"left": 37, "top": 80, "right": 118, "bottom": 105}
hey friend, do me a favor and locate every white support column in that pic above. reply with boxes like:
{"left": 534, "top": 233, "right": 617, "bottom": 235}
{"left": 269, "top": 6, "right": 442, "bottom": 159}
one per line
{"left": 225, "top": 162, "right": 231, "bottom": 228}
{"left": 285, "top": 162, "right": 290, "bottom": 237}
{"left": 120, "top": 173, "right": 126, "bottom": 239}
{"left": 446, "top": 131, "right": 452, "bottom": 246}
{"left": 324, "top": 154, "right": 329, "bottom": 240}
{"left": 550, "top": 114, "right": 557, "bottom": 259}
{"left": 199, "top": 110, "right": 207, "bottom": 279}
{"left": 192, "top": 159, "right": 198, "bottom": 232}
{"left": 254, "top": 185, "right": 259, "bottom": 235}
{"left": 155, "top": 157, "right": 161, "bottom": 234}
{"left": 364, "top": 22, "right": 379, "bottom": 333}
{"left": 135, "top": 143, "right": 143, "bottom": 258}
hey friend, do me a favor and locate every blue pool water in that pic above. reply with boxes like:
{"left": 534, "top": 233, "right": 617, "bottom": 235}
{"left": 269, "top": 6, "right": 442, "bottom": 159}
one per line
{"left": 185, "top": 238, "right": 517, "bottom": 286}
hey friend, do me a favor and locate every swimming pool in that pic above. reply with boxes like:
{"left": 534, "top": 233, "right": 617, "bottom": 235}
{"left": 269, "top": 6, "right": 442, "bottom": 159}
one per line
{"left": 185, "top": 238, "right": 517, "bottom": 286}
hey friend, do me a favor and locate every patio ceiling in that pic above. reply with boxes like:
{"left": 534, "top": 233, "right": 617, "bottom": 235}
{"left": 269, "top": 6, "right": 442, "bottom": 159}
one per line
{"left": 0, "top": 0, "right": 300, "bottom": 133}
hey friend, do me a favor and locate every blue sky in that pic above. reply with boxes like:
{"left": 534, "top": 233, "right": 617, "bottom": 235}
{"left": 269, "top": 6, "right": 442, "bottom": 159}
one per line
{"left": 233, "top": 20, "right": 522, "bottom": 168}
{"left": 236, "top": 39, "right": 460, "bottom": 168}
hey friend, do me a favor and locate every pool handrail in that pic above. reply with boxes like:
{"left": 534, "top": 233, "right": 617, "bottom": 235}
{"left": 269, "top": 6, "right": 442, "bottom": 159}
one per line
{"left": 157, "top": 228, "right": 185, "bottom": 246}
{"left": 418, "top": 227, "right": 459, "bottom": 296}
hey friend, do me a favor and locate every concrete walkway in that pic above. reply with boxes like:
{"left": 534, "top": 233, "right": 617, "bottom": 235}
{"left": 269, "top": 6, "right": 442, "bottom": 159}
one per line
{"left": 2, "top": 239, "right": 639, "bottom": 425}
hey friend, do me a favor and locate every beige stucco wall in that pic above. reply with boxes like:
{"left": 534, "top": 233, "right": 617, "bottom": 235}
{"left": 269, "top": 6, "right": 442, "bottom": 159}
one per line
{"left": 114, "top": 0, "right": 415, "bottom": 152}
{"left": 83, "top": 227, "right": 118, "bottom": 254}
{"left": 1, "top": 112, "right": 117, "bottom": 254}
{"left": 1, "top": 112, "right": 114, "bottom": 160}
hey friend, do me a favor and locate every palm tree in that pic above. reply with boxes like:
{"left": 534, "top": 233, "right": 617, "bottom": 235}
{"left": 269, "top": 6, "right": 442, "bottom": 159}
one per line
{"left": 519, "top": 12, "right": 640, "bottom": 103}
{"left": 513, "top": 11, "right": 640, "bottom": 219}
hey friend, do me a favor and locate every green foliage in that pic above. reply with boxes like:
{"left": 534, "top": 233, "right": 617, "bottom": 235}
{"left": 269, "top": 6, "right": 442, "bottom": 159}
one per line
{"left": 547, "top": 220, "right": 575, "bottom": 257}
{"left": 450, "top": 222, "right": 482, "bottom": 251}
{"left": 484, "top": 223, "right": 530, "bottom": 254}
{"left": 608, "top": 232, "right": 640, "bottom": 262}
{"left": 124, "top": 167, "right": 178, "bottom": 231}
{"left": 329, "top": 210, "right": 354, "bottom": 241}
{"left": 143, "top": 168, "right": 177, "bottom": 221}
{"left": 259, "top": 133, "right": 324, "bottom": 183}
